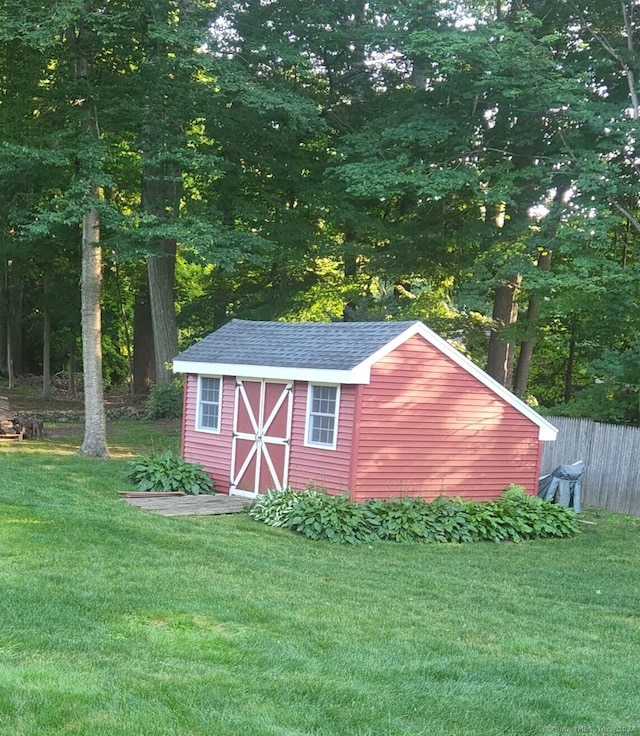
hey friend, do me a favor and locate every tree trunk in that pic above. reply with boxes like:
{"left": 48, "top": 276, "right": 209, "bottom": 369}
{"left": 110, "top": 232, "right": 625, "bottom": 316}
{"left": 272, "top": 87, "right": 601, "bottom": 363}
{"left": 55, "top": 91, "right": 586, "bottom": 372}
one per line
{"left": 6, "top": 319, "right": 14, "bottom": 390}
{"left": 210, "top": 268, "right": 230, "bottom": 331}
{"left": 141, "top": 0, "right": 183, "bottom": 388}
{"left": 342, "top": 227, "right": 360, "bottom": 321}
{"left": 64, "top": 18, "right": 109, "bottom": 456}
{"left": 79, "top": 205, "right": 110, "bottom": 458}
{"left": 41, "top": 308, "right": 51, "bottom": 400}
{"left": 486, "top": 274, "right": 521, "bottom": 388}
{"left": 133, "top": 287, "right": 155, "bottom": 394}
{"left": 41, "top": 265, "right": 52, "bottom": 400}
{"left": 68, "top": 331, "right": 78, "bottom": 398}
{"left": 142, "top": 136, "right": 180, "bottom": 386}
{"left": 342, "top": 251, "right": 359, "bottom": 321}
{"left": 4, "top": 260, "right": 14, "bottom": 389}
{"left": 11, "top": 276, "right": 23, "bottom": 376}
{"left": 4, "top": 268, "right": 24, "bottom": 379}
{"left": 564, "top": 328, "right": 577, "bottom": 404}
{"left": 513, "top": 249, "right": 552, "bottom": 395}
{"left": 0, "top": 264, "right": 5, "bottom": 376}
{"left": 147, "top": 237, "right": 179, "bottom": 386}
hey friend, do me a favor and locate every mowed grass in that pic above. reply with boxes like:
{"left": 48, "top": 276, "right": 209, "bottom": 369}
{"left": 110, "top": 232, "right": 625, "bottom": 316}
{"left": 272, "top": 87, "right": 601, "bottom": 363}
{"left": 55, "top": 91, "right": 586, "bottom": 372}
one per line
{"left": 1, "top": 422, "right": 639, "bottom": 736}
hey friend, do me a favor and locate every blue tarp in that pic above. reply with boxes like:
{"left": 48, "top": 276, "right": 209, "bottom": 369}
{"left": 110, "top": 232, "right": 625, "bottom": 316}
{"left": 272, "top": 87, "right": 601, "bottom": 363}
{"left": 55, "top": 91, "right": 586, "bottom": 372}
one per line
{"left": 538, "top": 461, "right": 585, "bottom": 513}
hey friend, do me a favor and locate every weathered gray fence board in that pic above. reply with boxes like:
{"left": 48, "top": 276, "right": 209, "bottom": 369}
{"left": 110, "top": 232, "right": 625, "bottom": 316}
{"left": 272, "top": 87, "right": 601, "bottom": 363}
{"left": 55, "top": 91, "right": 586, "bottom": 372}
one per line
{"left": 541, "top": 417, "right": 640, "bottom": 515}
{"left": 123, "top": 494, "right": 250, "bottom": 516}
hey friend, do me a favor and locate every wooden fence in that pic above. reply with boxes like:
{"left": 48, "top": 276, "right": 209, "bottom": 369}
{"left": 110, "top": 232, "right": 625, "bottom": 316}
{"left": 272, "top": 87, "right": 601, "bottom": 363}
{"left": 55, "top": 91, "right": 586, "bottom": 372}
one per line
{"left": 541, "top": 416, "right": 640, "bottom": 515}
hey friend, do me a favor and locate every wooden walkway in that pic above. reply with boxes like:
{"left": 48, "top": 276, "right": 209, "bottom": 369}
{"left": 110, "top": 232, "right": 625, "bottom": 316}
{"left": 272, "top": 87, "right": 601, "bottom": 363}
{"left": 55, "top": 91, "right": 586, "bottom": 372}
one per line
{"left": 122, "top": 493, "right": 250, "bottom": 517}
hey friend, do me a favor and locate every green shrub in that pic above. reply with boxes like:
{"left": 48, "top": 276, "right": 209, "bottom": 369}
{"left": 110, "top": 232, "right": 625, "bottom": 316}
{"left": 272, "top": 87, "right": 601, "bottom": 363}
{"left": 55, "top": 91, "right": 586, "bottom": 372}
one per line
{"left": 464, "top": 500, "right": 511, "bottom": 542}
{"left": 367, "top": 497, "right": 430, "bottom": 543}
{"left": 464, "top": 486, "right": 580, "bottom": 542}
{"left": 127, "top": 451, "right": 213, "bottom": 495}
{"left": 248, "top": 487, "right": 301, "bottom": 527}
{"left": 286, "top": 488, "right": 379, "bottom": 544}
{"left": 146, "top": 381, "right": 184, "bottom": 420}
{"left": 490, "top": 484, "right": 580, "bottom": 540}
{"left": 249, "top": 485, "right": 580, "bottom": 544}
{"left": 424, "top": 495, "right": 476, "bottom": 543}
{"left": 365, "top": 496, "right": 476, "bottom": 543}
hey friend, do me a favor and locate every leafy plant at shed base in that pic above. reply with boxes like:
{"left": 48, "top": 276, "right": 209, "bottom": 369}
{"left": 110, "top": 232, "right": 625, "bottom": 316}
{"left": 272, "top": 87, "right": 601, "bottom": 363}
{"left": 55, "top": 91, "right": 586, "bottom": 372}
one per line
{"left": 287, "top": 486, "right": 379, "bottom": 543}
{"left": 248, "top": 487, "right": 301, "bottom": 527}
{"left": 249, "top": 485, "right": 580, "bottom": 544}
{"left": 127, "top": 451, "right": 214, "bottom": 495}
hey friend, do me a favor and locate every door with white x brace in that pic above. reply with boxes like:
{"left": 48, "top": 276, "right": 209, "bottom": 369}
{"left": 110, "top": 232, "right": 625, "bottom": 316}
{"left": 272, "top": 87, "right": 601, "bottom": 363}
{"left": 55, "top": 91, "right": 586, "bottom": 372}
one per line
{"left": 230, "top": 379, "right": 293, "bottom": 497}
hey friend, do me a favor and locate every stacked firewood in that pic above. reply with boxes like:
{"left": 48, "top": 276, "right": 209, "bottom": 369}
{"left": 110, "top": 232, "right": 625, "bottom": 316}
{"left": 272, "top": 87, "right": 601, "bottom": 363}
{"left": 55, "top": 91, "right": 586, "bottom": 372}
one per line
{"left": 0, "top": 396, "right": 43, "bottom": 440}
{"left": 0, "top": 396, "right": 23, "bottom": 439}
{"left": 0, "top": 396, "right": 24, "bottom": 440}
{"left": 0, "top": 418, "right": 23, "bottom": 438}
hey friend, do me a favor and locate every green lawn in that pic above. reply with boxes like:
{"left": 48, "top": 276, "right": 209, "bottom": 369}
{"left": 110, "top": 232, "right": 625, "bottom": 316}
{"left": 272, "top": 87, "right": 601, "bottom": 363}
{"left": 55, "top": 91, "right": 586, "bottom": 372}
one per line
{"left": 1, "top": 422, "right": 639, "bottom": 736}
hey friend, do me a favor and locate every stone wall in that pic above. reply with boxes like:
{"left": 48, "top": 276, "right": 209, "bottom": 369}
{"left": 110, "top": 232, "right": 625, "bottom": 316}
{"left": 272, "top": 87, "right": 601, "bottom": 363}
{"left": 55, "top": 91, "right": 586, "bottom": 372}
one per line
{"left": 18, "top": 406, "right": 145, "bottom": 423}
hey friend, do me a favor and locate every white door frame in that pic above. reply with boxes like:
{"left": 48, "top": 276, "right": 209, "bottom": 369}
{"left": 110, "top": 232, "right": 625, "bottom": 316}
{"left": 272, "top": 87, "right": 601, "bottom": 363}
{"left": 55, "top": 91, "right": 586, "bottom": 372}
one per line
{"left": 230, "top": 378, "right": 293, "bottom": 498}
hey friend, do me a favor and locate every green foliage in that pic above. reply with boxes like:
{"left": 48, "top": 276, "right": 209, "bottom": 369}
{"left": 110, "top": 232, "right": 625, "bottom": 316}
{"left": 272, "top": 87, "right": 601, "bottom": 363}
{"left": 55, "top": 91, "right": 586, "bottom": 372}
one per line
{"left": 145, "top": 381, "right": 184, "bottom": 420}
{"left": 548, "top": 344, "right": 640, "bottom": 425}
{"left": 247, "top": 487, "right": 302, "bottom": 528}
{"left": 548, "top": 383, "right": 640, "bottom": 425}
{"left": 368, "top": 495, "right": 476, "bottom": 544}
{"left": 249, "top": 485, "right": 580, "bottom": 544}
{"left": 285, "top": 488, "right": 379, "bottom": 544}
{"left": 251, "top": 486, "right": 379, "bottom": 543}
{"left": 126, "top": 451, "right": 213, "bottom": 495}
{"left": 466, "top": 485, "right": 580, "bottom": 542}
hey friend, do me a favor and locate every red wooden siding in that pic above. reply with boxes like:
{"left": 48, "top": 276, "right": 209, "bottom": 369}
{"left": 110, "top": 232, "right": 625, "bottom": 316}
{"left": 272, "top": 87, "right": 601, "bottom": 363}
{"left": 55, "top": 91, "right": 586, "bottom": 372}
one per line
{"left": 287, "top": 382, "right": 356, "bottom": 495}
{"left": 352, "top": 335, "right": 542, "bottom": 502}
{"left": 182, "top": 374, "right": 235, "bottom": 494}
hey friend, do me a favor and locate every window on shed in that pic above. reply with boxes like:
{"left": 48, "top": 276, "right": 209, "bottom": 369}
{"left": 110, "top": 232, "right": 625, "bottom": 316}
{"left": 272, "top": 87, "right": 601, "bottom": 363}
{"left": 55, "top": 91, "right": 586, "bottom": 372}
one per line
{"left": 306, "top": 384, "right": 339, "bottom": 448}
{"left": 197, "top": 376, "right": 221, "bottom": 432}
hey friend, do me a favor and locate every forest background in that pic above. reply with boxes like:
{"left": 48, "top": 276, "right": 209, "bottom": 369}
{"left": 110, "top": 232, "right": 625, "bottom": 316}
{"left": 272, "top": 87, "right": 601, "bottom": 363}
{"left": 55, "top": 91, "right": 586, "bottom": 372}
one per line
{"left": 1, "top": 0, "right": 639, "bottom": 455}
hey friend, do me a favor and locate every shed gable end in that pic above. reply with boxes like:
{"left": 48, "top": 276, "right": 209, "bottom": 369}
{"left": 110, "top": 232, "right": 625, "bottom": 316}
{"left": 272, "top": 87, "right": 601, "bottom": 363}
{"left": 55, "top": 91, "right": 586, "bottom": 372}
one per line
{"left": 352, "top": 335, "right": 542, "bottom": 501}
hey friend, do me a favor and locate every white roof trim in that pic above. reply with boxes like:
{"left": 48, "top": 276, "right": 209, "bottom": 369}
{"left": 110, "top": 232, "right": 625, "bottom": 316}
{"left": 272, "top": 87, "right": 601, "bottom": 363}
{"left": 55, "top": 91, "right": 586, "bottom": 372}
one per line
{"left": 173, "top": 360, "right": 364, "bottom": 385}
{"left": 174, "top": 321, "right": 558, "bottom": 442}
{"left": 348, "top": 322, "right": 557, "bottom": 441}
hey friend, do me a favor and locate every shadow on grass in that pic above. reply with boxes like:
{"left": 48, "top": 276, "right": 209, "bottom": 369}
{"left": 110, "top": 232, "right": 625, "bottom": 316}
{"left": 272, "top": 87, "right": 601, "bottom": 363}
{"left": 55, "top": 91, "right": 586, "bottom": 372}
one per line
{"left": 23, "top": 420, "right": 182, "bottom": 459}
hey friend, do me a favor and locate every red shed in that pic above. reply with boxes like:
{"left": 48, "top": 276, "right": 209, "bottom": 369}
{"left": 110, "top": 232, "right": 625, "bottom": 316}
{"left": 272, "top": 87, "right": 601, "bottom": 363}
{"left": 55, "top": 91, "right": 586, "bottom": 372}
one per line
{"left": 173, "top": 320, "right": 557, "bottom": 502}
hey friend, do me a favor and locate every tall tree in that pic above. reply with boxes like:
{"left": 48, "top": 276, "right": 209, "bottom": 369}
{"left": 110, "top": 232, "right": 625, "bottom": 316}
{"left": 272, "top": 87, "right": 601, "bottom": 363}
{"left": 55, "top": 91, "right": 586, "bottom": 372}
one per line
{"left": 134, "top": 0, "right": 218, "bottom": 384}
{"left": 64, "top": 16, "right": 109, "bottom": 457}
{"left": 0, "top": 1, "right": 119, "bottom": 453}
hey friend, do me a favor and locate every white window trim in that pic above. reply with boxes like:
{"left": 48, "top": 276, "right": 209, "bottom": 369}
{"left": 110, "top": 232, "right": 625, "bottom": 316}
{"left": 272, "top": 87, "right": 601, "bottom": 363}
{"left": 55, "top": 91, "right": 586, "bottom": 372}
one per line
{"left": 195, "top": 375, "right": 222, "bottom": 434}
{"left": 304, "top": 383, "right": 340, "bottom": 450}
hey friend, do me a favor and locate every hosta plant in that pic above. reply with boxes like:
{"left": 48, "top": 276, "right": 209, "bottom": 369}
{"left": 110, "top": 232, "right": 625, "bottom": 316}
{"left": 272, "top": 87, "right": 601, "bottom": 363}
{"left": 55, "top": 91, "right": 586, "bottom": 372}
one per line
{"left": 248, "top": 487, "right": 301, "bottom": 527}
{"left": 249, "top": 485, "right": 580, "bottom": 544}
{"left": 127, "top": 451, "right": 214, "bottom": 495}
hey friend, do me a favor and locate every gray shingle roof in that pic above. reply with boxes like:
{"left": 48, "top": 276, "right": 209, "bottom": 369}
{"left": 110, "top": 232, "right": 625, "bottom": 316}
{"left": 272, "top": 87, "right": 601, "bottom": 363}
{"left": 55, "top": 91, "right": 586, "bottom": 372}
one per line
{"left": 175, "top": 319, "right": 420, "bottom": 371}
